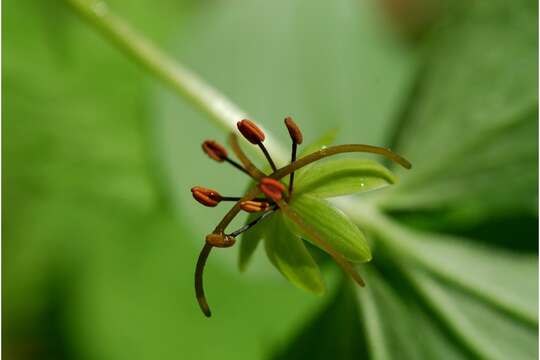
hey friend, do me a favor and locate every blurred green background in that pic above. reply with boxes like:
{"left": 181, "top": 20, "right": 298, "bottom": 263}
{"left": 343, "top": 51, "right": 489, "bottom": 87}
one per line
{"left": 3, "top": 0, "right": 538, "bottom": 359}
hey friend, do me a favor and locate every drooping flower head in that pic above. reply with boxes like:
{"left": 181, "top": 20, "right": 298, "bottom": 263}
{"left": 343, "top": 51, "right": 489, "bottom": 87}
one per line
{"left": 192, "top": 117, "right": 411, "bottom": 317}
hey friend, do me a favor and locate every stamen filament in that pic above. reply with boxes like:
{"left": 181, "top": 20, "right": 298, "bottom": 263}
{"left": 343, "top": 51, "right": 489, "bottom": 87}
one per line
{"left": 224, "top": 157, "right": 250, "bottom": 175}
{"left": 214, "top": 186, "right": 262, "bottom": 233}
{"left": 228, "top": 134, "right": 266, "bottom": 179}
{"left": 288, "top": 142, "right": 297, "bottom": 195}
{"left": 258, "top": 143, "right": 277, "bottom": 172}
{"left": 227, "top": 208, "right": 275, "bottom": 237}
{"left": 284, "top": 116, "right": 303, "bottom": 195}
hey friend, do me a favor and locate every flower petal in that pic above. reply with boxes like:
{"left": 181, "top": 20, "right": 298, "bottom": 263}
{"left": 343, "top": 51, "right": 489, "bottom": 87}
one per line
{"left": 264, "top": 213, "right": 325, "bottom": 294}
{"left": 286, "top": 194, "right": 371, "bottom": 263}
{"left": 295, "top": 158, "right": 397, "bottom": 198}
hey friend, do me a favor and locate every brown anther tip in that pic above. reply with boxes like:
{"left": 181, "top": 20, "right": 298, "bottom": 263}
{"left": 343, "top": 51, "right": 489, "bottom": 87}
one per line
{"left": 284, "top": 116, "right": 303, "bottom": 144}
{"left": 237, "top": 119, "right": 265, "bottom": 144}
{"left": 240, "top": 200, "right": 271, "bottom": 213}
{"left": 205, "top": 233, "right": 236, "bottom": 248}
{"left": 259, "top": 178, "right": 286, "bottom": 201}
{"left": 191, "top": 186, "right": 222, "bottom": 207}
{"left": 202, "top": 140, "right": 228, "bottom": 162}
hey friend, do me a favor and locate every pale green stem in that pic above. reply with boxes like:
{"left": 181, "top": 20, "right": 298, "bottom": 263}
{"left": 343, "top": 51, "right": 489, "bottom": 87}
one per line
{"left": 64, "top": 0, "right": 287, "bottom": 162}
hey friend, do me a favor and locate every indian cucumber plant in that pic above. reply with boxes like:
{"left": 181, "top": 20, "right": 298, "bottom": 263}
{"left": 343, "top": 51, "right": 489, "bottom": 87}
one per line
{"left": 191, "top": 117, "right": 411, "bottom": 317}
{"left": 61, "top": 0, "right": 538, "bottom": 358}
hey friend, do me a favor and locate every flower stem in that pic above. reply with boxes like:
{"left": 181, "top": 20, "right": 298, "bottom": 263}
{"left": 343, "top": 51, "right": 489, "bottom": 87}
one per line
{"left": 64, "top": 0, "right": 287, "bottom": 162}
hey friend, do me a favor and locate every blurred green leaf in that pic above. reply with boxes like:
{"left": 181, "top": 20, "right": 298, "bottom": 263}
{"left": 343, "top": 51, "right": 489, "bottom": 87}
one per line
{"left": 408, "top": 269, "right": 538, "bottom": 360}
{"left": 286, "top": 195, "right": 371, "bottom": 263}
{"left": 264, "top": 213, "right": 325, "bottom": 294}
{"left": 276, "top": 265, "right": 471, "bottom": 360}
{"left": 357, "top": 267, "right": 470, "bottom": 360}
{"left": 378, "top": 1, "right": 538, "bottom": 223}
{"left": 378, "top": 221, "right": 538, "bottom": 324}
{"left": 295, "top": 158, "right": 397, "bottom": 198}
{"left": 278, "top": 227, "right": 538, "bottom": 360}
{"left": 273, "top": 282, "right": 369, "bottom": 360}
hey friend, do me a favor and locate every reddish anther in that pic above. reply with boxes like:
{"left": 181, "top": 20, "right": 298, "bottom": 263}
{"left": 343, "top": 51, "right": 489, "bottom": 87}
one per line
{"left": 191, "top": 186, "right": 222, "bottom": 207}
{"left": 240, "top": 200, "right": 271, "bottom": 213}
{"left": 202, "top": 140, "right": 228, "bottom": 162}
{"left": 284, "top": 116, "right": 303, "bottom": 144}
{"left": 237, "top": 119, "right": 265, "bottom": 144}
{"left": 259, "top": 178, "right": 286, "bottom": 201}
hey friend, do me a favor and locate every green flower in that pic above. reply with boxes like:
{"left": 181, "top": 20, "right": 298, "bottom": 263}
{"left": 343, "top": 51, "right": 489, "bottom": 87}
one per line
{"left": 192, "top": 117, "right": 411, "bottom": 317}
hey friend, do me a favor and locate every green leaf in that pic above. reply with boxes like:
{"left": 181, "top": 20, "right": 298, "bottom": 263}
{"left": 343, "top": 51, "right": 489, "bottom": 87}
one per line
{"left": 276, "top": 266, "right": 471, "bottom": 360}
{"left": 408, "top": 269, "right": 538, "bottom": 360}
{"left": 295, "top": 158, "right": 397, "bottom": 198}
{"left": 238, "top": 211, "right": 273, "bottom": 271}
{"left": 357, "top": 267, "right": 470, "bottom": 360}
{"left": 405, "top": 232, "right": 538, "bottom": 325}
{"left": 287, "top": 194, "right": 371, "bottom": 263}
{"left": 272, "top": 282, "right": 370, "bottom": 360}
{"left": 378, "top": 1, "right": 538, "bottom": 223}
{"left": 278, "top": 235, "right": 538, "bottom": 360}
{"left": 264, "top": 213, "right": 325, "bottom": 294}
{"left": 344, "top": 204, "right": 538, "bottom": 325}
{"left": 383, "top": 114, "right": 538, "bottom": 220}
